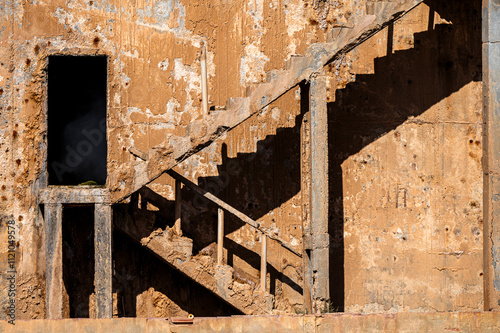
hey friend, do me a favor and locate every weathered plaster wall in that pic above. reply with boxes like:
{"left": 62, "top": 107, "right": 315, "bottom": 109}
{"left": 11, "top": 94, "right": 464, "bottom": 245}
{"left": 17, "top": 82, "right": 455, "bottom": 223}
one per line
{"left": 175, "top": 0, "right": 484, "bottom": 315}
{"left": 0, "top": 0, "right": 485, "bottom": 320}
{"left": 327, "top": 1, "right": 483, "bottom": 313}
{"left": 0, "top": 0, "right": 341, "bottom": 319}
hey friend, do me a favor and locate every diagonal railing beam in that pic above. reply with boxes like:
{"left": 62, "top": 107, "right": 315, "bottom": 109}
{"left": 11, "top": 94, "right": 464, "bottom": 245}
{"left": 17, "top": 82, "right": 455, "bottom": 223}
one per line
{"left": 166, "top": 169, "right": 302, "bottom": 258}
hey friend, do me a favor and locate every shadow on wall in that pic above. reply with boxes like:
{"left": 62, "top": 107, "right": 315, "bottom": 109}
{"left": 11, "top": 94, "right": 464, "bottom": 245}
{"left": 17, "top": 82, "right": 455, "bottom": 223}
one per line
{"left": 181, "top": 112, "right": 305, "bottom": 299}
{"left": 113, "top": 0, "right": 481, "bottom": 314}
{"left": 327, "top": 0, "right": 481, "bottom": 311}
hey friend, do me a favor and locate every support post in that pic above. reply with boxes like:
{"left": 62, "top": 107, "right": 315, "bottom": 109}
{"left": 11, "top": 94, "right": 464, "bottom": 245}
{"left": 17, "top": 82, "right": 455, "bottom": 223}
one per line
{"left": 44, "top": 203, "right": 63, "bottom": 319}
{"left": 309, "top": 68, "right": 330, "bottom": 313}
{"left": 483, "top": 0, "right": 500, "bottom": 311}
{"left": 300, "top": 82, "right": 313, "bottom": 313}
{"left": 260, "top": 232, "right": 267, "bottom": 292}
{"left": 94, "top": 203, "right": 113, "bottom": 318}
{"left": 174, "top": 180, "right": 182, "bottom": 235}
{"left": 217, "top": 208, "right": 224, "bottom": 265}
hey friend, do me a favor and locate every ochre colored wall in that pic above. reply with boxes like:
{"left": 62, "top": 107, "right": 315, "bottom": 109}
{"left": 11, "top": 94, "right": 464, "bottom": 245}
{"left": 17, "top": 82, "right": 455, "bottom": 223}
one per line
{"left": 0, "top": 0, "right": 484, "bottom": 319}
{"left": 328, "top": 1, "right": 483, "bottom": 312}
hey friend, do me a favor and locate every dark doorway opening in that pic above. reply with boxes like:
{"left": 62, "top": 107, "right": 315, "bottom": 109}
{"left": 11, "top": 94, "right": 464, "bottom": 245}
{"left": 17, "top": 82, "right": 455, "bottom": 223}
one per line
{"left": 47, "top": 56, "right": 107, "bottom": 186}
{"left": 62, "top": 205, "right": 95, "bottom": 318}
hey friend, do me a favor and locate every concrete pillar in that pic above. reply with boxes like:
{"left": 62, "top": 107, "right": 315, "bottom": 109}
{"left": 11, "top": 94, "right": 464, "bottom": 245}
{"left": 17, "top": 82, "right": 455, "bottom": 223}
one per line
{"left": 309, "top": 69, "right": 330, "bottom": 313}
{"left": 94, "top": 204, "right": 113, "bottom": 318}
{"left": 483, "top": 0, "right": 500, "bottom": 311}
{"left": 300, "top": 82, "right": 313, "bottom": 313}
{"left": 44, "top": 203, "right": 63, "bottom": 319}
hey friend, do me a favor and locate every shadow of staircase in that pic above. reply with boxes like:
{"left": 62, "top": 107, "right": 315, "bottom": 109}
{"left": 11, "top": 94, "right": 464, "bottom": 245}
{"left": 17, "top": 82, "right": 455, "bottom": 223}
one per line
{"left": 327, "top": 0, "right": 481, "bottom": 311}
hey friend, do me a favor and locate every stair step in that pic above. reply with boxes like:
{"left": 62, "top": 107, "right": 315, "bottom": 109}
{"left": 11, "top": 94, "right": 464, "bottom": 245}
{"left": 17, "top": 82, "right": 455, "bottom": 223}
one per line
{"left": 285, "top": 55, "right": 305, "bottom": 71}
{"left": 266, "top": 69, "right": 286, "bottom": 83}
{"left": 112, "top": 0, "right": 424, "bottom": 206}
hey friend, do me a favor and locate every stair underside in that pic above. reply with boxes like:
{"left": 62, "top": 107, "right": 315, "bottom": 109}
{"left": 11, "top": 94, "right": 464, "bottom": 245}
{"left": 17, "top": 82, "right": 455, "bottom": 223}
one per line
{"left": 110, "top": 0, "right": 423, "bottom": 204}
{"left": 114, "top": 205, "right": 274, "bottom": 315}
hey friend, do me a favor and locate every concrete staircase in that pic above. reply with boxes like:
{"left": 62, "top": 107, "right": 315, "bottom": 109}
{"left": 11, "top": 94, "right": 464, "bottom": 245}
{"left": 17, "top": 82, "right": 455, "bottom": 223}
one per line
{"left": 113, "top": 0, "right": 424, "bottom": 315}
{"left": 114, "top": 202, "right": 274, "bottom": 315}
{"left": 111, "top": 0, "right": 423, "bottom": 204}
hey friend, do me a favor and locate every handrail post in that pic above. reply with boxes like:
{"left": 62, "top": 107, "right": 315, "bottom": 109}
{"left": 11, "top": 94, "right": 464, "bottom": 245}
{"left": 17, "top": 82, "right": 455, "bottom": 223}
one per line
{"left": 217, "top": 208, "right": 224, "bottom": 265}
{"left": 260, "top": 232, "right": 267, "bottom": 292}
{"left": 174, "top": 180, "right": 182, "bottom": 235}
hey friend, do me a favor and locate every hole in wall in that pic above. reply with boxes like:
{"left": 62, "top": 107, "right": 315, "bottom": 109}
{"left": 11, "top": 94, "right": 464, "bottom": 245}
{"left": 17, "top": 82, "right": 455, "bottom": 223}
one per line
{"left": 47, "top": 55, "right": 107, "bottom": 186}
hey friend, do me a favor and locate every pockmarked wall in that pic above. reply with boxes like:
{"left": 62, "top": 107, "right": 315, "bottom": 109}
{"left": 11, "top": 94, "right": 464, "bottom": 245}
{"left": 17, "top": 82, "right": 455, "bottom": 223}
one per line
{"left": 0, "top": 0, "right": 339, "bottom": 318}
{"left": 326, "top": 1, "right": 483, "bottom": 313}
{"left": 0, "top": 0, "right": 484, "bottom": 319}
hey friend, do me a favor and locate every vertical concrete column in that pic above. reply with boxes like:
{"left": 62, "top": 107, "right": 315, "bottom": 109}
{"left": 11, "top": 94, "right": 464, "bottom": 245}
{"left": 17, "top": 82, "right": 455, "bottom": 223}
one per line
{"left": 44, "top": 203, "right": 63, "bottom": 319}
{"left": 94, "top": 203, "right": 113, "bottom": 318}
{"left": 483, "top": 0, "right": 500, "bottom": 311}
{"left": 300, "top": 82, "right": 313, "bottom": 313}
{"left": 309, "top": 69, "right": 330, "bottom": 313}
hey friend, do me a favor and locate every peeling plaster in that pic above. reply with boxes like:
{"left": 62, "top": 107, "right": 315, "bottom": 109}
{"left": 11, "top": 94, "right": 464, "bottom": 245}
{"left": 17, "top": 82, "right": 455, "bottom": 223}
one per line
{"left": 240, "top": 44, "right": 269, "bottom": 85}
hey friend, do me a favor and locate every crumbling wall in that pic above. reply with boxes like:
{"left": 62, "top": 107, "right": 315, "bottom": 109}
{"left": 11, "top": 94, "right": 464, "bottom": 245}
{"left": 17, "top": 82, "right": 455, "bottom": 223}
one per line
{"left": 0, "top": 0, "right": 485, "bottom": 320}
{"left": 0, "top": 0, "right": 349, "bottom": 319}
